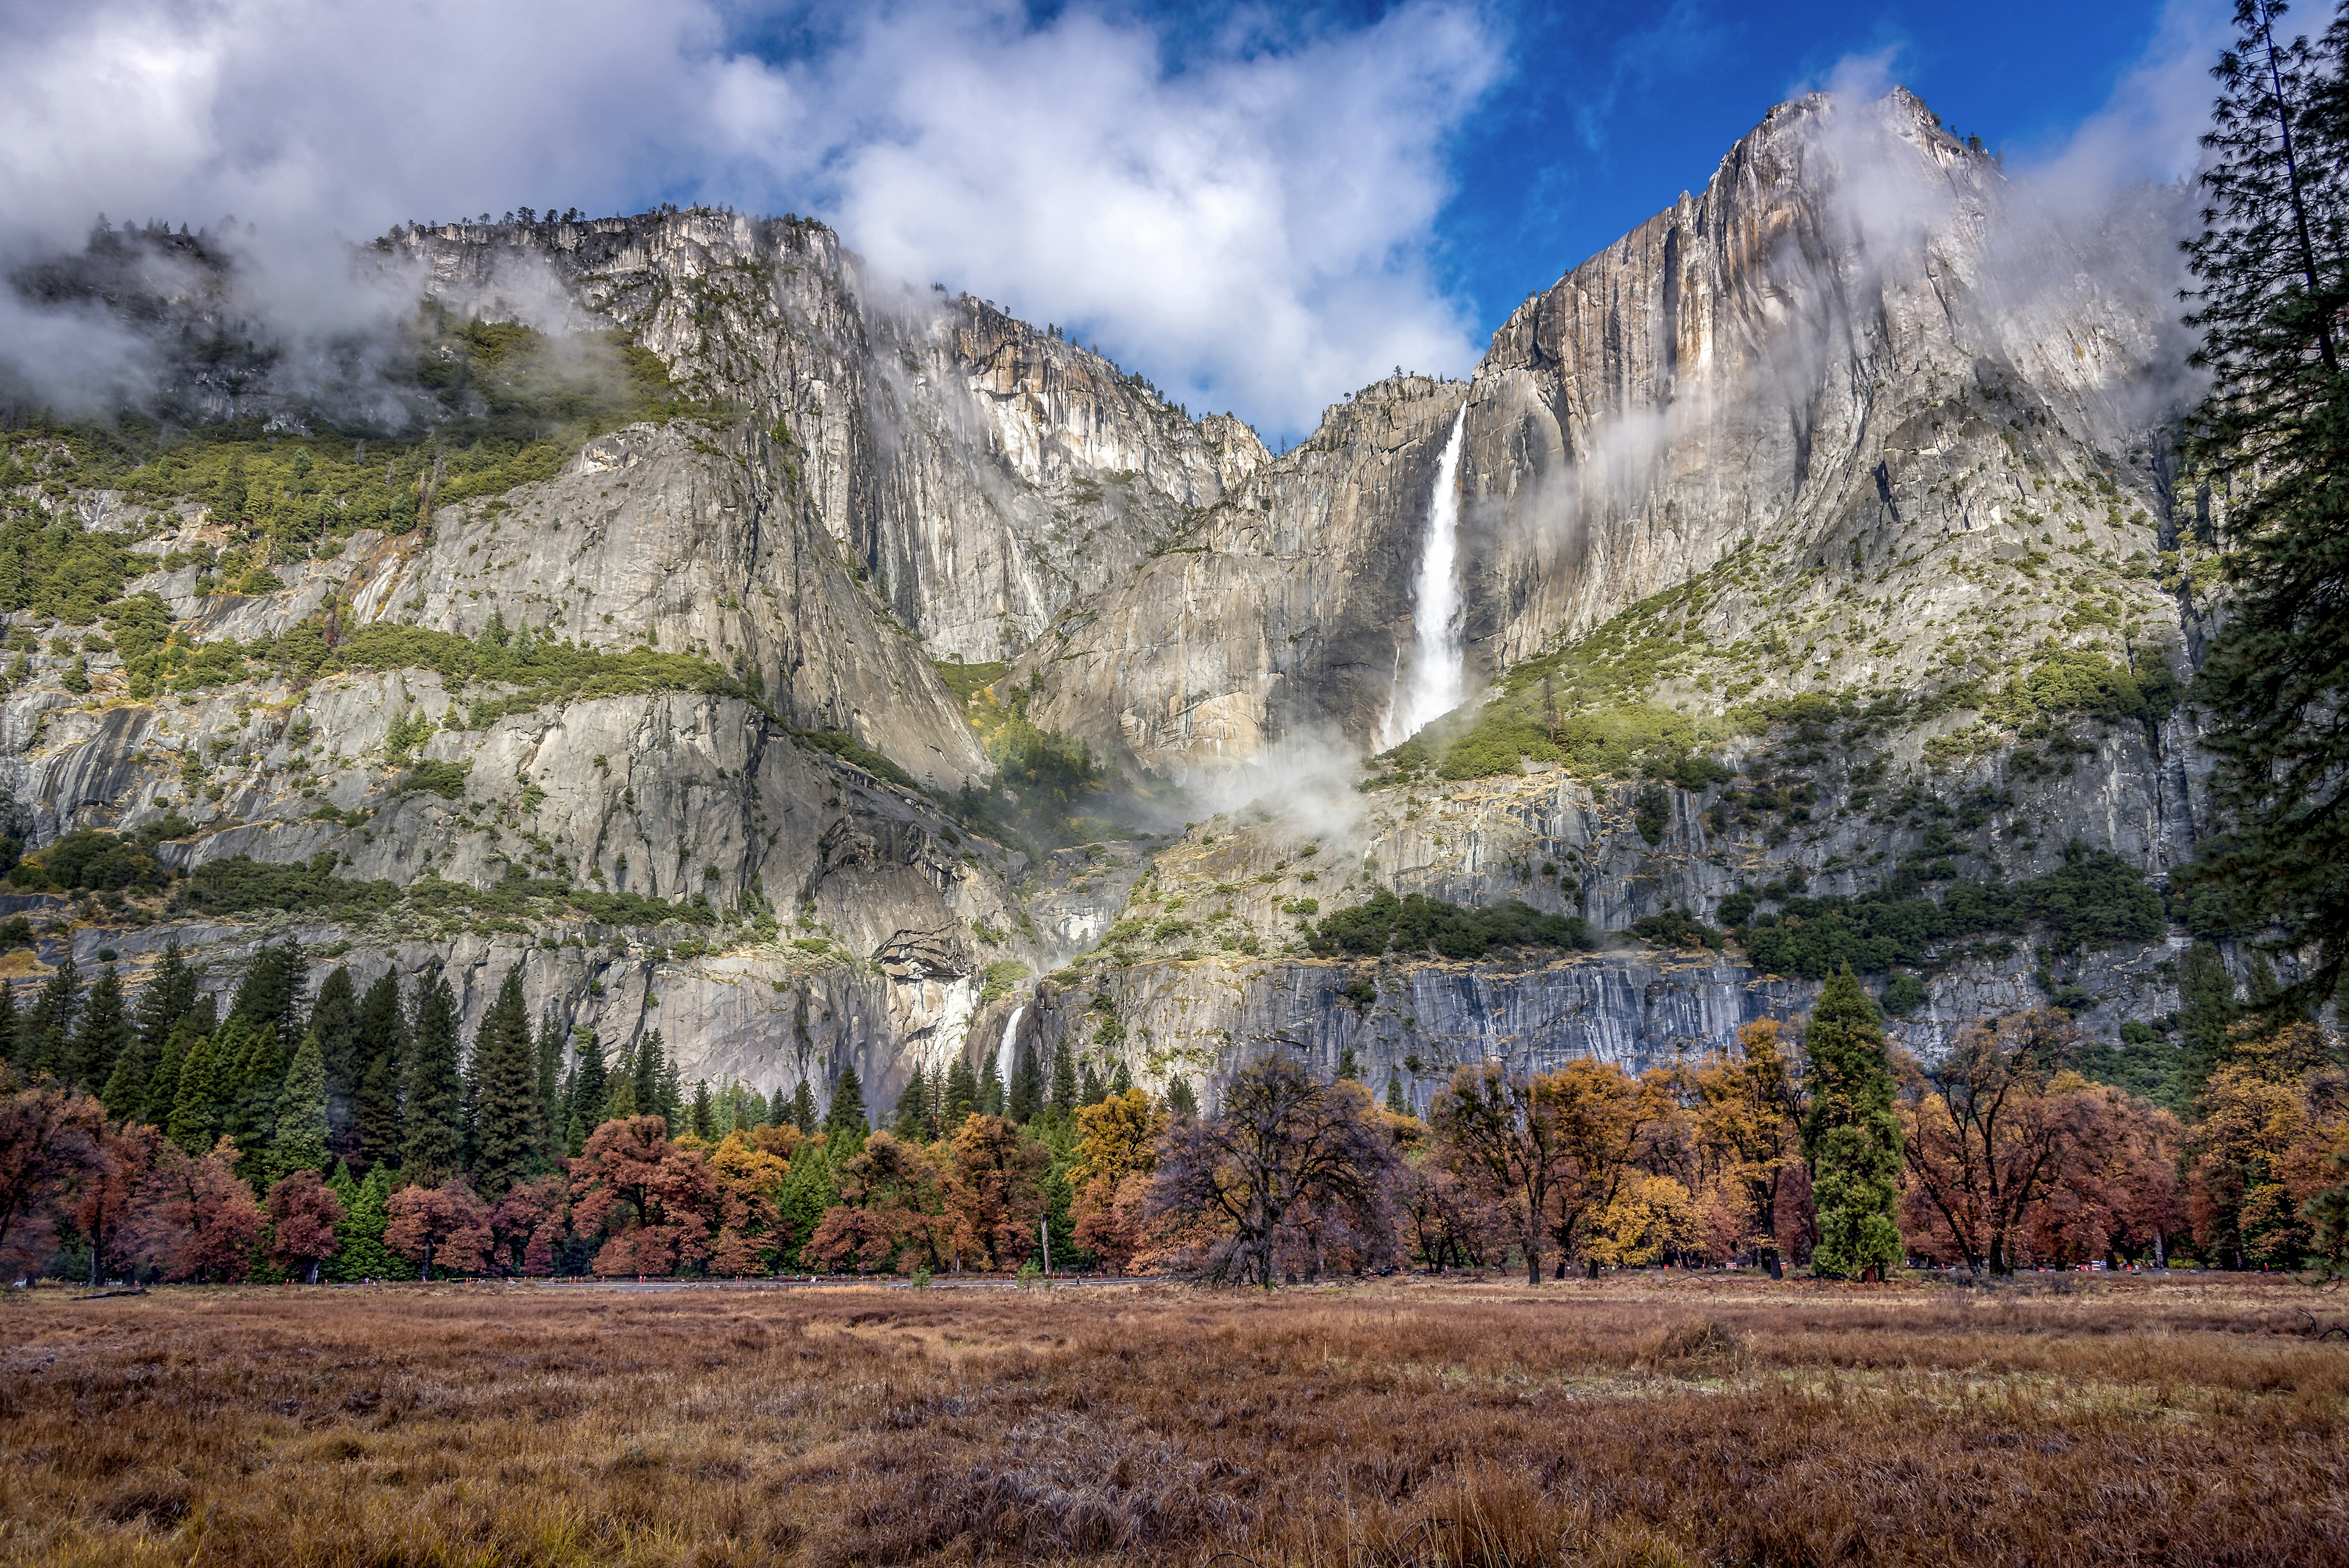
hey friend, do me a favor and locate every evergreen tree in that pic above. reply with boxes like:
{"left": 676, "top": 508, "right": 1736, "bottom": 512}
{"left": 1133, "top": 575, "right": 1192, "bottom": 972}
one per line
{"left": 20, "top": 953, "right": 81, "bottom": 1077}
{"left": 221, "top": 1022, "right": 287, "bottom": 1169}
{"left": 1110, "top": 1058, "right": 1132, "bottom": 1096}
{"left": 604, "top": 1040, "right": 641, "bottom": 1121}
{"left": 469, "top": 970, "right": 543, "bottom": 1195}
{"left": 689, "top": 1080, "right": 716, "bottom": 1140}
{"left": 69, "top": 964, "right": 133, "bottom": 1094}
{"left": 328, "top": 1162, "right": 413, "bottom": 1281}
{"left": 631, "top": 1031, "right": 665, "bottom": 1124}
{"left": 100, "top": 1025, "right": 154, "bottom": 1122}
{"left": 1801, "top": 968, "right": 1905, "bottom": 1280}
{"left": 270, "top": 1031, "right": 332, "bottom": 1182}
{"left": 535, "top": 1009, "right": 565, "bottom": 1164}
{"left": 978, "top": 1050, "right": 1007, "bottom": 1118}
{"left": 352, "top": 972, "right": 406, "bottom": 1170}
{"left": 144, "top": 1004, "right": 210, "bottom": 1128}
{"left": 230, "top": 943, "right": 308, "bottom": 1042}
{"left": 826, "top": 1063, "right": 867, "bottom": 1144}
{"left": 0, "top": 984, "right": 16, "bottom": 1072}
{"left": 744, "top": 1085, "right": 772, "bottom": 1129}
{"left": 654, "top": 1033, "right": 683, "bottom": 1125}
{"left": 2178, "top": 940, "right": 2241, "bottom": 1092}
{"left": 167, "top": 1026, "right": 226, "bottom": 1153}
{"left": 1008, "top": 1040, "right": 1043, "bottom": 1123}
{"left": 1165, "top": 1076, "right": 1199, "bottom": 1118}
{"left": 133, "top": 940, "right": 199, "bottom": 1063}
{"left": 403, "top": 976, "right": 466, "bottom": 1182}
{"left": 1048, "top": 1038, "right": 1078, "bottom": 1120}
{"left": 1078, "top": 1060, "right": 1105, "bottom": 1107}
{"left": 2181, "top": 1, "right": 2349, "bottom": 1005}
{"left": 789, "top": 1077, "right": 818, "bottom": 1135}
{"left": 565, "top": 1027, "right": 607, "bottom": 1154}
{"left": 891, "top": 1068, "right": 930, "bottom": 1140}
{"left": 1386, "top": 1068, "right": 1409, "bottom": 1117}
{"left": 1336, "top": 1044, "right": 1360, "bottom": 1083}
{"left": 942, "top": 1053, "right": 979, "bottom": 1129}
{"left": 308, "top": 966, "right": 359, "bottom": 1145}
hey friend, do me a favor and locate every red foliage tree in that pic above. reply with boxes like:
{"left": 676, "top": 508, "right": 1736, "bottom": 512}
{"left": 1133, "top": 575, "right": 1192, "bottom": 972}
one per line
{"left": 806, "top": 1131, "right": 946, "bottom": 1274}
{"left": 265, "top": 1169, "right": 347, "bottom": 1283}
{"left": 128, "top": 1137, "right": 264, "bottom": 1283}
{"left": 488, "top": 1174, "right": 567, "bottom": 1277}
{"left": 75, "top": 1121, "right": 163, "bottom": 1286}
{"left": 943, "top": 1114, "right": 1048, "bottom": 1271}
{"left": 0, "top": 1077, "right": 108, "bottom": 1281}
{"left": 570, "top": 1116, "right": 718, "bottom": 1277}
{"left": 384, "top": 1180, "right": 492, "bottom": 1279}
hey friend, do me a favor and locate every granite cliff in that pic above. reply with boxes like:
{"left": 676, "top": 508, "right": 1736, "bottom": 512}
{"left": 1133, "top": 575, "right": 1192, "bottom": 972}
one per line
{"left": 0, "top": 90, "right": 2224, "bottom": 1121}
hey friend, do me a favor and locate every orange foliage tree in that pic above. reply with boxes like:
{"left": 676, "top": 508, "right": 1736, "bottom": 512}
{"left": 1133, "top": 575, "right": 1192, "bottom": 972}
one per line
{"left": 806, "top": 1131, "right": 947, "bottom": 1274}
{"left": 571, "top": 1116, "right": 720, "bottom": 1277}
{"left": 384, "top": 1180, "right": 492, "bottom": 1279}
{"left": 942, "top": 1113, "right": 1048, "bottom": 1271}
{"left": 1070, "top": 1090, "right": 1162, "bottom": 1273}
{"left": 265, "top": 1169, "right": 347, "bottom": 1283}
{"left": 128, "top": 1136, "right": 264, "bottom": 1282}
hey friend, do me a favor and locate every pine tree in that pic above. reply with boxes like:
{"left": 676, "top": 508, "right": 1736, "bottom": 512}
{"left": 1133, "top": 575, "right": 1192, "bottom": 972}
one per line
{"left": 1110, "top": 1058, "right": 1132, "bottom": 1096}
{"left": 329, "top": 1163, "right": 414, "bottom": 1281}
{"left": 144, "top": 1007, "right": 207, "bottom": 1128}
{"left": 789, "top": 1078, "right": 818, "bottom": 1134}
{"left": 469, "top": 970, "right": 542, "bottom": 1195}
{"left": 565, "top": 1027, "right": 607, "bottom": 1154}
{"left": 1165, "top": 1076, "right": 1199, "bottom": 1118}
{"left": 230, "top": 943, "right": 308, "bottom": 1042}
{"left": 352, "top": 972, "right": 406, "bottom": 1170}
{"left": 2181, "top": 1, "right": 2349, "bottom": 1004}
{"left": 631, "top": 1031, "right": 666, "bottom": 1124}
{"left": 1048, "top": 1038, "right": 1078, "bottom": 1120}
{"left": 167, "top": 1027, "right": 225, "bottom": 1153}
{"left": 221, "top": 1021, "right": 288, "bottom": 1172}
{"left": 133, "top": 942, "right": 198, "bottom": 1057}
{"left": 1008, "top": 1040, "right": 1043, "bottom": 1122}
{"left": 20, "top": 952, "right": 81, "bottom": 1077}
{"left": 403, "top": 976, "right": 466, "bottom": 1183}
{"left": 653, "top": 1033, "right": 683, "bottom": 1125}
{"left": 1078, "top": 1060, "right": 1105, "bottom": 1107}
{"left": 69, "top": 964, "right": 133, "bottom": 1095}
{"left": 743, "top": 1085, "right": 772, "bottom": 1129}
{"left": 942, "top": 1054, "right": 979, "bottom": 1129}
{"left": 1801, "top": 968, "right": 1905, "bottom": 1280}
{"left": 826, "top": 1063, "right": 867, "bottom": 1143}
{"left": 890, "top": 1068, "right": 929, "bottom": 1140}
{"left": 308, "top": 966, "right": 359, "bottom": 1146}
{"left": 100, "top": 1025, "right": 154, "bottom": 1122}
{"left": 1386, "top": 1068, "right": 1409, "bottom": 1117}
{"left": 978, "top": 1050, "right": 1006, "bottom": 1118}
{"left": 535, "top": 1009, "right": 564, "bottom": 1164}
{"left": 270, "top": 1031, "right": 332, "bottom": 1182}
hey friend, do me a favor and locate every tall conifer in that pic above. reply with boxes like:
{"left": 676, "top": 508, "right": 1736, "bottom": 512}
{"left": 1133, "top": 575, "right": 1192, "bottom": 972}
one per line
{"left": 826, "top": 1063, "right": 867, "bottom": 1144}
{"left": 1801, "top": 968, "right": 1905, "bottom": 1280}
{"left": 270, "top": 1032, "right": 332, "bottom": 1182}
{"left": 469, "top": 970, "right": 542, "bottom": 1194}
{"left": 942, "top": 1054, "right": 978, "bottom": 1129}
{"left": 403, "top": 976, "right": 466, "bottom": 1182}
{"left": 2182, "top": 1, "right": 2349, "bottom": 1001}
{"left": 352, "top": 972, "right": 406, "bottom": 1170}
{"left": 70, "top": 964, "right": 133, "bottom": 1095}
{"left": 565, "top": 1027, "right": 607, "bottom": 1154}
{"left": 309, "top": 966, "right": 359, "bottom": 1143}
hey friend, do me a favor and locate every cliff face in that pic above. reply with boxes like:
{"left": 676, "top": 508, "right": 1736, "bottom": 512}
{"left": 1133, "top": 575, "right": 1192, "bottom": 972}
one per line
{"left": 1, "top": 91, "right": 2217, "bottom": 1122}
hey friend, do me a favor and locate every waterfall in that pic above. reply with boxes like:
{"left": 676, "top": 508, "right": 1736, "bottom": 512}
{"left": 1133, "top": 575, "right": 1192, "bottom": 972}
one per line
{"left": 1379, "top": 403, "right": 1469, "bottom": 749}
{"left": 995, "top": 1003, "right": 1025, "bottom": 1088}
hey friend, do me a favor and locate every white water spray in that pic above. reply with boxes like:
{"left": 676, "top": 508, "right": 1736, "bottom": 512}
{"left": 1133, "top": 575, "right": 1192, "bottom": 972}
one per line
{"left": 1379, "top": 403, "right": 1469, "bottom": 749}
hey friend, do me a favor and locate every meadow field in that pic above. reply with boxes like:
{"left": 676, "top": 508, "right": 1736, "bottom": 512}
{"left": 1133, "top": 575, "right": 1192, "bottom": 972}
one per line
{"left": 1, "top": 1274, "right": 2343, "bottom": 1566}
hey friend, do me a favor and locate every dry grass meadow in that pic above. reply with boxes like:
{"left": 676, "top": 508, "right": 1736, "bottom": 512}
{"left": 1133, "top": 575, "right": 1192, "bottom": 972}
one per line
{"left": 2, "top": 1273, "right": 2345, "bottom": 1566}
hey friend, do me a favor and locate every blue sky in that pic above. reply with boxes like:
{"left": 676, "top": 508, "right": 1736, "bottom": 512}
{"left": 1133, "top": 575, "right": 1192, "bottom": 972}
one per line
{"left": 0, "top": 0, "right": 2232, "bottom": 437}
{"left": 1430, "top": 1, "right": 2190, "bottom": 336}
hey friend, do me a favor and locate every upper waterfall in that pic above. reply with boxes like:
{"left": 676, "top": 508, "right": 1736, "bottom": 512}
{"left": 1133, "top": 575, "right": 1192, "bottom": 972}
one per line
{"left": 1379, "top": 402, "right": 1469, "bottom": 749}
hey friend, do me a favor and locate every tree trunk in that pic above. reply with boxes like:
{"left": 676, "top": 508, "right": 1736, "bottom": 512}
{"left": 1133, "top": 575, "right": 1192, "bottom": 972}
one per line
{"left": 1586, "top": 1258, "right": 1599, "bottom": 1280}
{"left": 1764, "top": 1248, "right": 1783, "bottom": 1280}
{"left": 308, "top": 1260, "right": 320, "bottom": 1285}
{"left": 1526, "top": 1232, "right": 1542, "bottom": 1287}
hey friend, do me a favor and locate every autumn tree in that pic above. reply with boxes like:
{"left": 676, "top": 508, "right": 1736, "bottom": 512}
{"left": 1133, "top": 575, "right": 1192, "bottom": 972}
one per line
{"left": 76, "top": 1121, "right": 161, "bottom": 1285}
{"left": 266, "top": 1169, "right": 346, "bottom": 1283}
{"left": 2188, "top": 1023, "right": 2346, "bottom": 1266}
{"left": 128, "top": 1137, "right": 264, "bottom": 1283}
{"left": 1148, "top": 1056, "right": 1398, "bottom": 1287}
{"left": 1534, "top": 1059, "right": 1667, "bottom": 1279}
{"left": 705, "top": 1129, "right": 790, "bottom": 1276}
{"left": 486, "top": 1173, "right": 566, "bottom": 1276}
{"left": 1071, "top": 1088, "right": 1164, "bottom": 1272}
{"left": 943, "top": 1113, "right": 1050, "bottom": 1270}
{"left": 1802, "top": 968, "right": 1905, "bottom": 1280}
{"left": 1689, "top": 1019, "right": 1806, "bottom": 1276}
{"left": 570, "top": 1115, "right": 719, "bottom": 1277}
{"left": 806, "top": 1131, "right": 946, "bottom": 1274}
{"left": 0, "top": 1076, "right": 108, "bottom": 1280}
{"left": 384, "top": 1179, "right": 492, "bottom": 1280}
{"left": 1431, "top": 1065, "right": 1565, "bottom": 1285}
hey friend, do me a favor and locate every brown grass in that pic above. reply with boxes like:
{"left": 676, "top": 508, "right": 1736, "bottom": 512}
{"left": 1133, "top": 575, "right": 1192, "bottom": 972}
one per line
{"left": 2, "top": 1273, "right": 2346, "bottom": 1566}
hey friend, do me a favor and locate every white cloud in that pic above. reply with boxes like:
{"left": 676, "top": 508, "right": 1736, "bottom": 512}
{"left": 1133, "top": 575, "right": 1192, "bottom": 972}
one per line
{"left": 0, "top": 0, "right": 1502, "bottom": 436}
